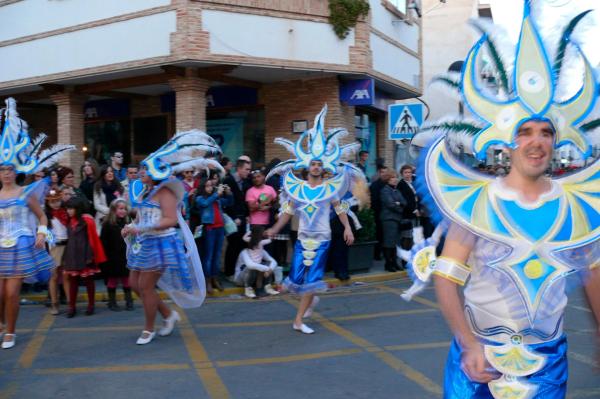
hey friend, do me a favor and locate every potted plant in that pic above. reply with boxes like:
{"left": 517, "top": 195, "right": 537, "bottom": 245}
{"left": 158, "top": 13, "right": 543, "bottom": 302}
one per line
{"left": 348, "top": 207, "right": 377, "bottom": 272}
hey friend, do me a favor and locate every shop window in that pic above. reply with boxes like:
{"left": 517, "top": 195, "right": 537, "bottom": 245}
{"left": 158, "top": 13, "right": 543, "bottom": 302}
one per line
{"left": 84, "top": 120, "right": 131, "bottom": 165}
{"left": 133, "top": 116, "right": 168, "bottom": 155}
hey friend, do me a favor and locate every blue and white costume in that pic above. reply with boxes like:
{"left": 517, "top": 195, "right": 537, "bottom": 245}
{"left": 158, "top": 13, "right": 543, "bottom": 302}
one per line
{"left": 404, "top": 3, "right": 600, "bottom": 398}
{"left": 0, "top": 98, "right": 74, "bottom": 281}
{"left": 268, "top": 105, "right": 365, "bottom": 294}
{"left": 127, "top": 129, "right": 221, "bottom": 308}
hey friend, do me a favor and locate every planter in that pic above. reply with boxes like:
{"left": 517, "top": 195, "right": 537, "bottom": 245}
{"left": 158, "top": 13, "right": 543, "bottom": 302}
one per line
{"left": 347, "top": 241, "right": 376, "bottom": 273}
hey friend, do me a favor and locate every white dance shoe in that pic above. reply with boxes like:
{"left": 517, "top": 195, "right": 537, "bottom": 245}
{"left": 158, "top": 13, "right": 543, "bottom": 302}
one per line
{"left": 158, "top": 310, "right": 181, "bottom": 337}
{"left": 264, "top": 284, "right": 280, "bottom": 296}
{"left": 2, "top": 334, "right": 16, "bottom": 349}
{"left": 136, "top": 330, "right": 155, "bottom": 345}
{"left": 303, "top": 296, "right": 320, "bottom": 318}
{"left": 293, "top": 323, "right": 315, "bottom": 334}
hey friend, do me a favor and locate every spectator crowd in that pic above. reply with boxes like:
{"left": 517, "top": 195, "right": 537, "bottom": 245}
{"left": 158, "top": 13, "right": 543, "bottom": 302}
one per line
{"left": 26, "top": 147, "right": 433, "bottom": 317}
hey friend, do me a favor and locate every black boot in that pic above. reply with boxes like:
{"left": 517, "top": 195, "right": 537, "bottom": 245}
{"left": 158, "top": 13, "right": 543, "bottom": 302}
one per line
{"left": 107, "top": 288, "right": 121, "bottom": 311}
{"left": 384, "top": 248, "right": 397, "bottom": 272}
{"left": 123, "top": 287, "right": 134, "bottom": 311}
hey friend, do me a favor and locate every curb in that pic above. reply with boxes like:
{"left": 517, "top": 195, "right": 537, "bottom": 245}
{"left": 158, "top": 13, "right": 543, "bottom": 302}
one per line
{"left": 21, "top": 270, "right": 408, "bottom": 303}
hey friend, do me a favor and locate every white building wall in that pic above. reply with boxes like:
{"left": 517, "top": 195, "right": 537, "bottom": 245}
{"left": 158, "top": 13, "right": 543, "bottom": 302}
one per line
{"left": 421, "top": 0, "right": 478, "bottom": 120}
{"left": 0, "top": 12, "right": 176, "bottom": 83}
{"left": 202, "top": 10, "right": 354, "bottom": 65}
{"left": 370, "top": 33, "right": 420, "bottom": 88}
{"left": 0, "top": 0, "right": 170, "bottom": 42}
{"left": 369, "top": 0, "right": 419, "bottom": 53}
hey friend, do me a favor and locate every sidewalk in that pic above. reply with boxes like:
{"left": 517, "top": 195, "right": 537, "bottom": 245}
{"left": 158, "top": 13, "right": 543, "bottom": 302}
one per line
{"left": 20, "top": 260, "right": 408, "bottom": 303}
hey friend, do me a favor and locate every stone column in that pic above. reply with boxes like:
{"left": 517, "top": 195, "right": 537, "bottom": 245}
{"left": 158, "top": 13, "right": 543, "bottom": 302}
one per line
{"left": 49, "top": 91, "right": 86, "bottom": 180}
{"left": 168, "top": 75, "right": 210, "bottom": 132}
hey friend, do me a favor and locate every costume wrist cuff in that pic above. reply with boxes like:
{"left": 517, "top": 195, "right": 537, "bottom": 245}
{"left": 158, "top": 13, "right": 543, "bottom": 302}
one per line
{"left": 138, "top": 223, "right": 158, "bottom": 233}
{"left": 37, "top": 225, "right": 48, "bottom": 236}
{"left": 433, "top": 256, "right": 471, "bottom": 286}
{"left": 334, "top": 201, "right": 349, "bottom": 215}
{"left": 282, "top": 201, "right": 295, "bottom": 215}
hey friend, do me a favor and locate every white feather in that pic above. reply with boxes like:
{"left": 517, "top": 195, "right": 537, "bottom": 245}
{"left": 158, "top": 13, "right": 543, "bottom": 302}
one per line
{"left": 273, "top": 138, "right": 296, "bottom": 155}
{"left": 35, "top": 144, "right": 76, "bottom": 172}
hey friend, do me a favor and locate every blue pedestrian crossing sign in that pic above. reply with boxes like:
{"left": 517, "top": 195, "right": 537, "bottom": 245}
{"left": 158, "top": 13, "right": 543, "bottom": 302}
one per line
{"left": 388, "top": 102, "right": 424, "bottom": 140}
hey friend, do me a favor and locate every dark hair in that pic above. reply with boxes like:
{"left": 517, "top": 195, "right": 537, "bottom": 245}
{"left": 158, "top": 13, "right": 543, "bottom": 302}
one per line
{"left": 236, "top": 159, "right": 250, "bottom": 169}
{"left": 400, "top": 164, "right": 414, "bottom": 174}
{"left": 197, "top": 177, "right": 213, "bottom": 198}
{"left": 94, "top": 165, "right": 124, "bottom": 194}
{"left": 57, "top": 166, "right": 74, "bottom": 184}
{"left": 249, "top": 225, "right": 265, "bottom": 248}
{"left": 80, "top": 158, "right": 100, "bottom": 181}
{"left": 64, "top": 197, "right": 86, "bottom": 220}
{"left": 359, "top": 150, "right": 369, "bottom": 156}
{"left": 220, "top": 157, "right": 231, "bottom": 167}
{"left": 126, "top": 164, "right": 138, "bottom": 170}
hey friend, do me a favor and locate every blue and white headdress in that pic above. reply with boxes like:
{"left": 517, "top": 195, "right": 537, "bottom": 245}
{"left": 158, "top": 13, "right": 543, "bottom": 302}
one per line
{"left": 267, "top": 104, "right": 362, "bottom": 178}
{"left": 417, "top": 2, "right": 600, "bottom": 161}
{"left": 0, "top": 98, "right": 75, "bottom": 174}
{"left": 141, "top": 129, "right": 222, "bottom": 181}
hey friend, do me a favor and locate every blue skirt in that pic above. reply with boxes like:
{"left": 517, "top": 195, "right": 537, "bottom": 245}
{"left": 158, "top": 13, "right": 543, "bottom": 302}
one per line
{"left": 443, "top": 336, "right": 568, "bottom": 398}
{"left": 283, "top": 240, "right": 330, "bottom": 294}
{"left": 127, "top": 234, "right": 193, "bottom": 291}
{"left": 0, "top": 235, "right": 54, "bottom": 281}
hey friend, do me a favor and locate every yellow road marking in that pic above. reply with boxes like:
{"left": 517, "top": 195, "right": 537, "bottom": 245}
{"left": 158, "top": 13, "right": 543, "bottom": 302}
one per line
{"left": 282, "top": 296, "right": 443, "bottom": 396}
{"left": 17, "top": 312, "right": 55, "bottom": 369}
{"left": 376, "top": 285, "right": 440, "bottom": 309}
{"left": 384, "top": 342, "right": 450, "bottom": 351}
{"left": 177, "top": 307, "right": 231, "bottom": 399}
{"left": 34, "top": 363, "right": 191, "bottom": 374}
{"left": 569, "top": 351, "right": 599, "bottom": 368}
{"left": 193, "top": 308, "right": 437, "bottom": 329}
{"left": 216, "top": 348, "right": 363, "bottom": 368}
{"left": 0, "top": 383, "right": 18, "bottom": 399}
{"left": 568, "top": 388, "right": 600, "bottom": 398}
{"left": 569, "top": 305, "right": 591, "bottom": 313}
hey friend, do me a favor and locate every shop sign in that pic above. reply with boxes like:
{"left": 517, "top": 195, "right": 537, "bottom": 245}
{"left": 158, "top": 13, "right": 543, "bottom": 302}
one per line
{"left": 84, "top": 99, "right": 130, "bottom": 120}
{"left": 339, "top": 79, "right": 375, "bottom": 106}
{"left": 160, "top": 86, "right": 258, "bottom": 112}
{"left": 206, "top": 118, "right": 244, "bottom": 160}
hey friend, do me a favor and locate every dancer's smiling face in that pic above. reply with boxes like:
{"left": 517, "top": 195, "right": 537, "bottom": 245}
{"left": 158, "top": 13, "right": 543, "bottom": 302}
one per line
{"left": 510, "top": 120, "right": 554, "bottom": 180}
{"left": 0, "top": 165, "right": 16, "bottom": 185}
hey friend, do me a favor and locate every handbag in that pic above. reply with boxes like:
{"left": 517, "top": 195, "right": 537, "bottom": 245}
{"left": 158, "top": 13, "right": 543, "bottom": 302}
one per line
{"left": 223, "top": 213, "right": 238, "bottom": 236}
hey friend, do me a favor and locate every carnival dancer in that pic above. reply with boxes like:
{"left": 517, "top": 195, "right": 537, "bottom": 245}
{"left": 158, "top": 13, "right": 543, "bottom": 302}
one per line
{"left": 0, "top": 98, "right": 75, "bottom": 349}
{"left": 266, "top": 105, "right": 365, "bottom": 334}
{"left": 122, "top": 129, "right": 220, "bottom": 345}
{"left": 62, "top": 197, "right": 106, "bottom": 318}
{"left": 406, "top": 3, "right": 600, "bottom": 397}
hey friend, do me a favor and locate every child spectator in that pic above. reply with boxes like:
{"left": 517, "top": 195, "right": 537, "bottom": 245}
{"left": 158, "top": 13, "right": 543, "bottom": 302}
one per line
{"left": 62, "top": 198, "right": 107, "bottom": 318}
{"left": 100, "top": 199, "right": 133, "bottom": 311}
{"left": 194, "top": 178, "right": 233, "bottom": 294}
{"left": 234, "top": 226, "right": 280, "bottom": 298}
{"left": 45, "top": 189, "right": 69, "bottom": 315}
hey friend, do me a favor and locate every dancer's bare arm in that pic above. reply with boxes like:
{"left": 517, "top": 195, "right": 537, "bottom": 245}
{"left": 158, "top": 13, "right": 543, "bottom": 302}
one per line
{"left": 265, "top": 213, "right": 292, "bottom": 238}
{"left": 434, "top": 223, "right": 496, "bottom": 383}
{"left": 584, "top": 266, "right": 600, "bottom": 368}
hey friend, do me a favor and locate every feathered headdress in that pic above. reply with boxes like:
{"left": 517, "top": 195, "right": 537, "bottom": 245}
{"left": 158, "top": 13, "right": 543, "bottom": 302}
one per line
{"left": 141, "top": 129, "right": 222, "bottom": 181}
{"left": 268, "top": 104, "right": 361, "bottom": 178}
{"left": 420, "top": 2, "right": 600, "bottom": 161}
{"left": 0, "top": 98, "right": 75, "bottom": 174}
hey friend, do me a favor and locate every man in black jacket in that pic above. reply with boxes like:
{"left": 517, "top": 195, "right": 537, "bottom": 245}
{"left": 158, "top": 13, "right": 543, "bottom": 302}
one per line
{"left": 369, "top": 165, "right": 388, "bottom": 260}
{"left": 222, "top": 159, "right": 252, "bottom": 277}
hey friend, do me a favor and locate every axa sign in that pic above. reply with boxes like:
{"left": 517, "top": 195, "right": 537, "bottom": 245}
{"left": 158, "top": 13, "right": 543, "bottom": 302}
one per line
{"left": 339, "top": 79, "right": 374, "bottom": 106}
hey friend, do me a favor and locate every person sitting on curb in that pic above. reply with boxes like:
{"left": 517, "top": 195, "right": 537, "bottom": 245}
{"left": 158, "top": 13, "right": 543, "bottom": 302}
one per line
{"left": 233, "top": 226, "right": 280, "bottom": 298}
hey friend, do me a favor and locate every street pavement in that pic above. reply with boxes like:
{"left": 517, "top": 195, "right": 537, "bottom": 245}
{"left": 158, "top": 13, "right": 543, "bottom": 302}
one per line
{"left": 1, "top": 277, "right": 599, "bottom": 399}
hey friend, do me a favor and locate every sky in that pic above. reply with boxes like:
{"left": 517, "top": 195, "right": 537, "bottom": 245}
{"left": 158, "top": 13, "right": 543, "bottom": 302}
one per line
{"left": 489, "top": 0, "right": 600, "bottom": 66}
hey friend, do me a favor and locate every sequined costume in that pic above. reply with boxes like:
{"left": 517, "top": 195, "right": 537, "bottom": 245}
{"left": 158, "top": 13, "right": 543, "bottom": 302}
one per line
{"left": 402, "top": 3, "right": 600, "bottom": 398}
{"left": 268, "top": 105, "right": 365, "bottom": 294}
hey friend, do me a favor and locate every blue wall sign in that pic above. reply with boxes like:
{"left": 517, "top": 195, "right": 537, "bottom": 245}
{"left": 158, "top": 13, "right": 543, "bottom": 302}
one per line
{"left": 160, "top": 86, "right": 258, "bottom": 113}
{"left": 388, "top": 103, "right": 424, "bottom": 140}
{"left": 339, "top": 79, "right": 375, "bottom": 106}
{"left": 84, "top": 99, "right": 130, "bottom": 120}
